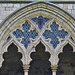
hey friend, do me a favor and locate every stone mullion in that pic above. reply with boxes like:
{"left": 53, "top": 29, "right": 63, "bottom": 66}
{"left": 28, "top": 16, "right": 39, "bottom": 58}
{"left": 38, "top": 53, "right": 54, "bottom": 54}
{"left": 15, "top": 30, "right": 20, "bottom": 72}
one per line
{"left": 51, "top": 66, "right": 58, "bottom": 75}
{"left": 41, "top": 18, "right": 54, "bottom": 34}
{"left": 27, "top": 18, "right": 40, "bottom": 33}
{"left": 23, "top": 65, "right": 30, "bottom": 75}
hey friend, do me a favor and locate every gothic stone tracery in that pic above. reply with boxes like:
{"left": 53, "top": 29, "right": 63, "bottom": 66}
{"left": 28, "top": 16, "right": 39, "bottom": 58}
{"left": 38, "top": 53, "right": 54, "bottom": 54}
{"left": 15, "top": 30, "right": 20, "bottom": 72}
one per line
{"left": 13, "top": 16, "right": 69, "bottom": 50}
{"left": 0, "top": 2, "right": 75, "bottom": 75}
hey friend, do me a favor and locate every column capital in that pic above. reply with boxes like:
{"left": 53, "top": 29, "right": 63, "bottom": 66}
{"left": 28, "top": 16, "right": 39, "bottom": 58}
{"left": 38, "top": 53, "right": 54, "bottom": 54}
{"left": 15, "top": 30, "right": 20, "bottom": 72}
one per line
{"left": 23, "top": 64, "right": 30, "bottom": 70}
{"left": 23, "top": 65, "right": 30, "bottom": 75}
{"left": 51, "top": 65, "right": 58, "bottom": 75}
{"left": 51, "top": 65, "right": 58, "bottom": 71}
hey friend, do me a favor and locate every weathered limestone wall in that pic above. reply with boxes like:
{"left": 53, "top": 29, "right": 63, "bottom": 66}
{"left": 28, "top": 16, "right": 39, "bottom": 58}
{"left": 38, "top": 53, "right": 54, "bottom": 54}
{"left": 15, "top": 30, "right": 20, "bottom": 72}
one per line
{"left": 0, "top": 2, "right": 75, "bottom": 23}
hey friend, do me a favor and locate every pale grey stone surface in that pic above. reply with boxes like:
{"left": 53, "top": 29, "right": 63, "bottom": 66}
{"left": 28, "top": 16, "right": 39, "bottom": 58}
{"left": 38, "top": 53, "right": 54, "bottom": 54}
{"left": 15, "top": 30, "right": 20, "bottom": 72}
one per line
{"left": 1, "top": 3, "right": 8, "bottom": 7}
{"left": 72, "top": 10, "right": 75, "bottom": 15}
{"left": 8, "top": 3, "right": 13, "bottom": 7}
{"left": 68, "top": 4, "right": 73, "bottom": 9}
{"left": 0, "top": 3, "right": 75, "bottom": 23}
{"left": 14, "top": 3, "right": 20, "bottom": 7}
{"left": 74, "top": 4, "right": 75, "bottom": 9}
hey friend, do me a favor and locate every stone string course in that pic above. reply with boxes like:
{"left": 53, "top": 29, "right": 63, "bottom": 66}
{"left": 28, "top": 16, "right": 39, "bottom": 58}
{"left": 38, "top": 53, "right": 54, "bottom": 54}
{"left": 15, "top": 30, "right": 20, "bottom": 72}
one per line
{"left": 0, "top": 3, "right": 75, "bottom": 23}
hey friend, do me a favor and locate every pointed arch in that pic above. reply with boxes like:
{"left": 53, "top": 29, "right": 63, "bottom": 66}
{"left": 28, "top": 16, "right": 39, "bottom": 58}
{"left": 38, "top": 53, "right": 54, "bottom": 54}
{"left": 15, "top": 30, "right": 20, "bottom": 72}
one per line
{"left": 57, "top": 43, "right": 75, "bottom": 75}
{"left": 27, "top": 39, "right": 53, "bottom": 65}
{"left": 0, "top": 2, "right": 75, "bottom": 66}
{"left": 29, "top": 42, "right": 52, "bottom": 75}
{"left": 1, "top": 38, "right": 26, "bottom": 65}
{"left": 0, "top": 43, "right": 24, "bottom": 75}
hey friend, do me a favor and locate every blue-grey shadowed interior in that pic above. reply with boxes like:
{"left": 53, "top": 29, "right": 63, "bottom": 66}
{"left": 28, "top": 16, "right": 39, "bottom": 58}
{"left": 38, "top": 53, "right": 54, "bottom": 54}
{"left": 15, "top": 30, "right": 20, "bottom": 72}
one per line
{"left": 32, "top": 16, "right": 49, "bottom": 29}
{"left": 13, "top": 21, "right": 38, "bottom": 48}
{"left": 43, "top": 22, "right": 68, "bottom": 49}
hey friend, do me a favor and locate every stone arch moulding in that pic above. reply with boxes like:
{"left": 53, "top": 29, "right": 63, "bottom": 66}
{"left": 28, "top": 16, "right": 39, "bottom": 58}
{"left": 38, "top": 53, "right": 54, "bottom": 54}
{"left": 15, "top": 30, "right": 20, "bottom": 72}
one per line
{"left": 0, "top": 2, "right": 75, "bottom": 67}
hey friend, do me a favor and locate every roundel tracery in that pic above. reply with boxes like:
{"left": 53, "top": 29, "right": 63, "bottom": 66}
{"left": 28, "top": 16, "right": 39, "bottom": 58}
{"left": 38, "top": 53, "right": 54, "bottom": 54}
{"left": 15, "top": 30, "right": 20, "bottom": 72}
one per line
{"left": 12, "top": 16, "right": 69, "bottom": 50}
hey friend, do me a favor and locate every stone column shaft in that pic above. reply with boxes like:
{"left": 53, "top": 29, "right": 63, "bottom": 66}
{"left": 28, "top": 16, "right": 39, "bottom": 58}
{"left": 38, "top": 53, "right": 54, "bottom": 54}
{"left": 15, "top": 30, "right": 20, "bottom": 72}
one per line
{"left": 51, "top": 66, "right": 58, "bottom": 75}
{"left": 23, "top": 65, "right": 30, "bottom": 75}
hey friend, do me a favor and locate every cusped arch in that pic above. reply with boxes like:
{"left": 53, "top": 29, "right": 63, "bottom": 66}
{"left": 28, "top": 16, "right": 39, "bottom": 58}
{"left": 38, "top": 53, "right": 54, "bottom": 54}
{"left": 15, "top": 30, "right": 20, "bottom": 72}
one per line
{"left": 29, "top": 42, "right": 52, "bottom": 75}
{"left": 55, "top": 40, "right": 75, "bottom": 65}
{"left": 56, "top": 39, "right": 75, "bottom": 55}
{"left": 57, "top": 43, "right": 75, "bottom": 75}
{"left": 1, "top": 38, "right": 26, "bottom": 65}
{"left": 27, "top": 39, "right": 53, "bottom": 65}
{"left": 0, "top": 43, "right": 24, "bottom": 75}
{"left": 0, "top": 2, "right": 75, "bottom": 66}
